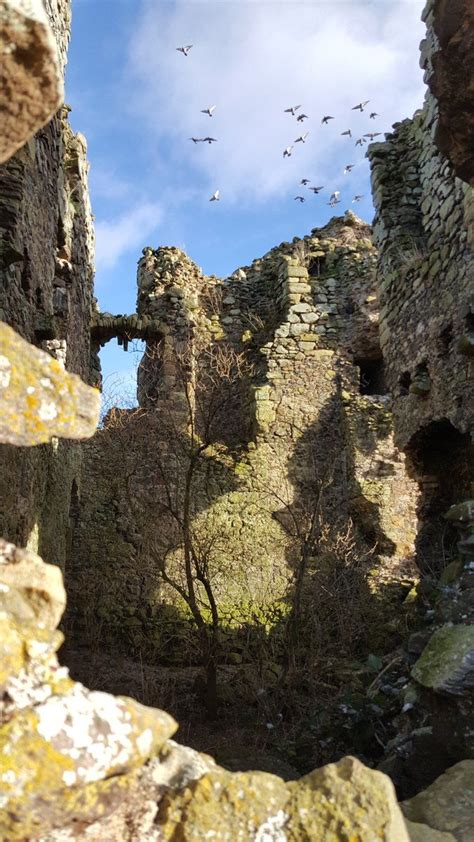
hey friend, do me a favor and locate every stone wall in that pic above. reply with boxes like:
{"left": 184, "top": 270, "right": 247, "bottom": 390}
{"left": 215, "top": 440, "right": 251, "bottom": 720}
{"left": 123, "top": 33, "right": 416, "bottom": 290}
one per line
{"left": 424, "top": 0, "right": 474, "bottom": 185}
{"left": 67, "top": 214, "right": 418, "bottom": 658}
{"left": 366, "top": 0, "right": 474, "bottom": 793}
{"left": 367, "top": 35, "right": 474, "bottom": 571}
{"left": 1, "top": 0, "right": 474, "bottom": 837}
{"left": 0, "top": 0, "right": 96, "bottom": 568}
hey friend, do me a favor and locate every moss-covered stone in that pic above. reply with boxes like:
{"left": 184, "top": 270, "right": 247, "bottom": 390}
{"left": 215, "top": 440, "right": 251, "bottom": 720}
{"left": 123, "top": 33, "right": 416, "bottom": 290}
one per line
{"left": 411, "top": 625, "right": 474, "bottom": 696}
{"left": 0, "top": 684, "right": 177, "bottom": 839}
{"left": 157, "top": 756, "right": 409, "bottom": 841}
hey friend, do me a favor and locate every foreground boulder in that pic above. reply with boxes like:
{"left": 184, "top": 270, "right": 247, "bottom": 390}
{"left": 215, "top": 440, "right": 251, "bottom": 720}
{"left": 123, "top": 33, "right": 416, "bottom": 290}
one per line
{"left": 0, "top": 321, "right": 100, "bottom": 444}
{"left": 405, "top": 822, "right": 456, "bottom": 842}
{"left": 0, "top": 539, "right": 410, "bottom": 840}
{"left": 0, "top": 0, "right": 64, "bottom": 162}
{"left": 403, "top": 761, "right": 474, "bottom": 842}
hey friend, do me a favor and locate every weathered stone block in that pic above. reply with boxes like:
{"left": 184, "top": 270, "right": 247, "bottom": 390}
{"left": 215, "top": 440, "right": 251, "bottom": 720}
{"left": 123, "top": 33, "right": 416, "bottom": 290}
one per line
{"left": 412, "top": 625, "right": 474, "bottom": 695}
{"left": 0, "top": 539, "right": 66, "bottom": 630}
{"left": 285, "top": 266, "right": 308, "bottom": 279}
{"left": 290, "top": 302, "right": 311, "bottom": 314}
{"left": 403, "top": 761, "right": 474, "bottom": 842}
{"left": 0, "top": 322, "right": 100, "bottom": 446}
{"left": 0, "top": 0, "right": 64, "bottom": 162}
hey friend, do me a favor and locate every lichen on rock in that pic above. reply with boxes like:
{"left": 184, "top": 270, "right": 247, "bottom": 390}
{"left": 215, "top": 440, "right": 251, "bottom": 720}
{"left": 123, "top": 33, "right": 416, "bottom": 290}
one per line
{"left": 0, "top": 322, "right": 100, "bottom": 445}
{"left": 157, "top": 756, "right": 409, "bottom": 842}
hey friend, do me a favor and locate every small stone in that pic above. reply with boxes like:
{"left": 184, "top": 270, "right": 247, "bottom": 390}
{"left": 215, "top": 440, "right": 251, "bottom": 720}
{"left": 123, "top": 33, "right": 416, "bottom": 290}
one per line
{"left": 301, "top": 312, "right": 319, "bottom": 324}
{"left": 290, "top": 303, "right": 311, "bottom": 314}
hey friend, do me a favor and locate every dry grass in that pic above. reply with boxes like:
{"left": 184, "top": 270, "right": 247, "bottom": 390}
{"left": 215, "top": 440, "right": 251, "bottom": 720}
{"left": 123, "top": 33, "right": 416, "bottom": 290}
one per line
{"left": 394, "top": 238, "right": 427, "bottom": 280}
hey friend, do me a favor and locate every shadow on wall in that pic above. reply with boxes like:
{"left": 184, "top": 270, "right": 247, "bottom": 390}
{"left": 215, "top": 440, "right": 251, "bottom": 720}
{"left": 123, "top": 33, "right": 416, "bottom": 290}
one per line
{"left": 405, "top": 418, "right": 474, "bottom": 575}
{"left": 0, "top": 438, "right": 82, "bottom": 571}
{"left": 274, "top": 386, "right": 398, "bottom": 661}
{"left": 61, "top": 381, "right": 422, "bottom": 775}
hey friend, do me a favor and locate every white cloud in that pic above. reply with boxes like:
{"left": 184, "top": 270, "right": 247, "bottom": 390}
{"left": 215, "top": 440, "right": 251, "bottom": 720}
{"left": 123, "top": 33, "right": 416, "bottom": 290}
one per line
{"left": 127, "top": 0, "right": 426, "bottom": 205}
{"left": 90, "top": 166, "right": 134, "bottom": 202}
{"left": 95, "top": 201, "right": 163, "bottom": 271}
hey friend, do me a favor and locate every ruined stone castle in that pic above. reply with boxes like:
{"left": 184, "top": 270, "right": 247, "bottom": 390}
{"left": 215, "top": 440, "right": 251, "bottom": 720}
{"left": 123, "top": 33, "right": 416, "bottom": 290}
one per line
{"left": 0, "top": 0, "right": 473, "bottom": 838}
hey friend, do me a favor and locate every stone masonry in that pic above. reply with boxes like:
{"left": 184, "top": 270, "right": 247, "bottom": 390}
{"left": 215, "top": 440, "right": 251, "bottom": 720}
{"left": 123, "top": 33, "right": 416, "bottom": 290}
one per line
{"left": 68, "top": 215, "right": 419, "bottom": 657}
{"left": 0, "top": 0, "right": 474, "bottom": 837}
{"left": 368, "top": 10, "right": 474, "bottom": 571}
{"left": 0, "top": 0, "right": 96, "bottom": 569}
{"left": 425, "top": 0, "right": 474, "bottom": 185}
{"left": 367, "top": 0, "right": 474, "bottom": 793}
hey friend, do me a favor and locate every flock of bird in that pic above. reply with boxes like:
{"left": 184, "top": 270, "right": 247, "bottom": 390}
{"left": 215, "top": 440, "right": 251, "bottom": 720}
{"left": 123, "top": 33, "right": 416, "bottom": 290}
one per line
{"left": 176, "top": 44, "right": 384, "bottom": 207}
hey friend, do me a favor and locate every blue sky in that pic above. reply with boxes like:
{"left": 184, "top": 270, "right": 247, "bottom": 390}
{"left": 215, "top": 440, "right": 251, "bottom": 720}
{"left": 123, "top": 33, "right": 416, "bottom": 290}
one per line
{"left": 66, "top": 0, "right": 427, "bottom": 404}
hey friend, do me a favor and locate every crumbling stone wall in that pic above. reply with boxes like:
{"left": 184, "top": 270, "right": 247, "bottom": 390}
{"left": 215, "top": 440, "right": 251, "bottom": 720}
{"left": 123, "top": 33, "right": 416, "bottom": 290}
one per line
{"left": 68, "top": 215, "right": 418, "bottom": 657}
{"left": 1, "top": 0, "right": 473, "bottom": 837}
{"left": 366, "top": 0, "right": 474, "bottom": 792}
{"left": 0, "top": 0, "right": 96, "bottom": 567}
{"left": 424, "top": 0, "right": 474, "bottom": 185}
{"left": 368, "top": 12, "right": 474, "bottom": 561}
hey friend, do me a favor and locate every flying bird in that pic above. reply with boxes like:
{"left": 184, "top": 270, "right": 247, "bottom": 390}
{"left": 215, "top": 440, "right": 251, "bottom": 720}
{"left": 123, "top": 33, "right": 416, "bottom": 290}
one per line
{"left": 309, "top": 186, "right": 324, "bottom": 193}
{"left": 369, "top": 112, "right": 379, "bottom": 119}
{"left": 294, "top": 196, "right": 306, "bottom": 203}
{"left": 330, "top": 191, "right": 340, "bottom": 202}
{"left": 201, "top": 106, "right": 216, "bottom": 117}
{"left": 203, "top": 137, "right": 217, "bottom": 144}
{"left": 352, "top": 195, "right": 364, "bottom": 203}
{"left": 296, "top": 113, "right": 308, "bottom": 122}
{"left": 176, "top": 45, "right": 193, "bottom": 56}
{"left": 364, "top": 132, "right": 382, "bottom": 140}
{"left": 344, "top": 164, "right": 355, "bottom": 174}
{"left": 284, "top": 105, "right": 301, "bottom": 116}
{"left": 341, "top": 129, "right": 352, "bottom": 138}
{"left": 352, "top": 100, "right": 370, "bottom": 112}
{"left": 321, "top": 115, "right": 334, "bottom": 125}
{"left": 295, "top": 133, "right": 309, "bottom": 143}
{"left": 209, "top": 190, "right": 220, "bottom": 201}
{"left": 300, "top": 178, "right": 311, "bottom": 185}
{"left": 283, "top": 146, "right": 293, "bottom": 158}
{"left": 355, "top": 137, "right": 367, "bottom": 147}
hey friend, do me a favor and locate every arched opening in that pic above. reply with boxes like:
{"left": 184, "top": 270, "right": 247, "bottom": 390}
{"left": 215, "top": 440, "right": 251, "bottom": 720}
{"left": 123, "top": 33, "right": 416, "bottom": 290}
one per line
{"left": 405, "top": 420, "right": 474, "bottom": 574}
{"left": 98, "top": 339, "right": 145, "bottom": 424}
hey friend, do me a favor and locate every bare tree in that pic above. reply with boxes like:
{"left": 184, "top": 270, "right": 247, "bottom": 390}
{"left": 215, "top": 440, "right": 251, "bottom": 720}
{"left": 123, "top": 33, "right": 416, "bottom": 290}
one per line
{"left": 254, "top": 425, "right": 377, "bottom": 692}
{"left": 104, "top": 337, "right": 253, "bottom": 718}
